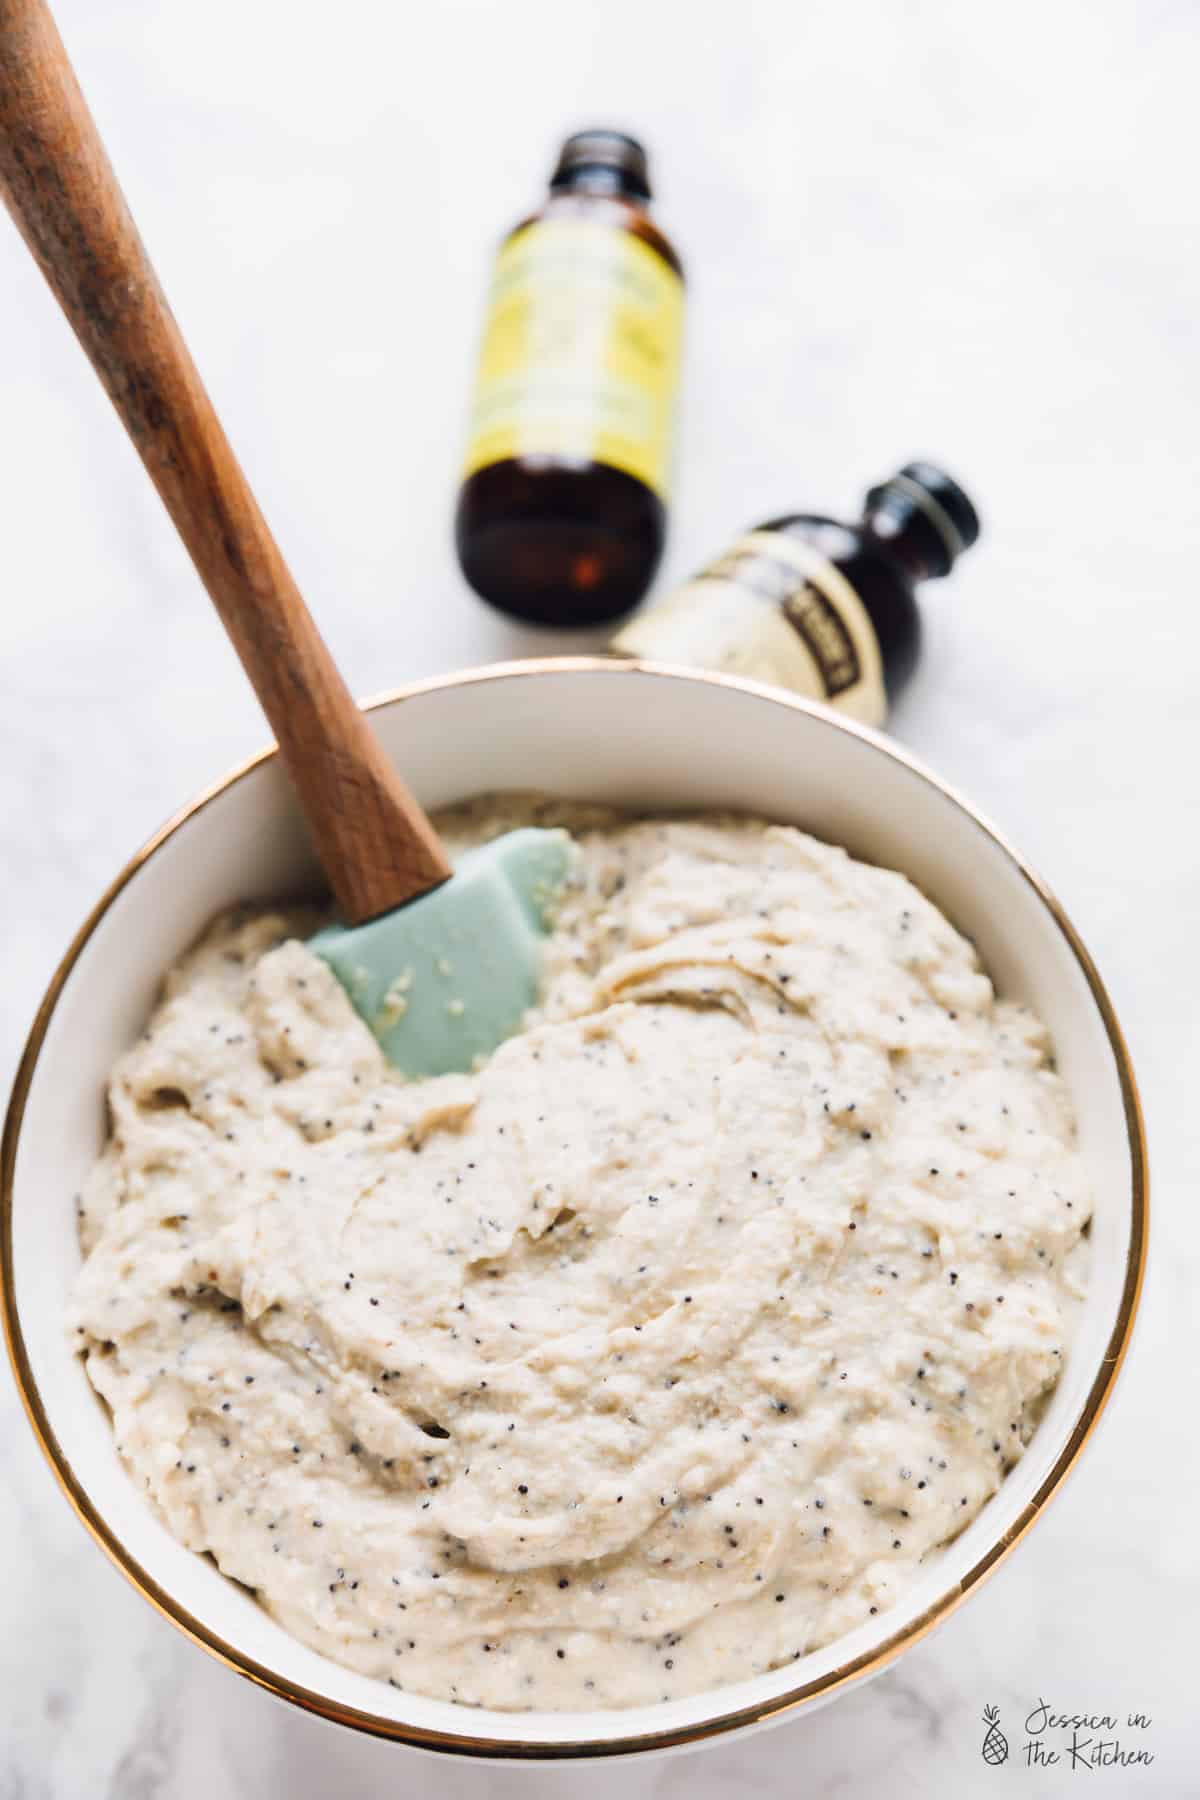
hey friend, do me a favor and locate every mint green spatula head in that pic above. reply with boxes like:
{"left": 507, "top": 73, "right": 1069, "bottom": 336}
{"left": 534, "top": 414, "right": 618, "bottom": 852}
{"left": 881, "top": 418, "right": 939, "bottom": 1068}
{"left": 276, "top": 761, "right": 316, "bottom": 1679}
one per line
{"left": 309, "top": 827, "right": 573, "bottom": 1078}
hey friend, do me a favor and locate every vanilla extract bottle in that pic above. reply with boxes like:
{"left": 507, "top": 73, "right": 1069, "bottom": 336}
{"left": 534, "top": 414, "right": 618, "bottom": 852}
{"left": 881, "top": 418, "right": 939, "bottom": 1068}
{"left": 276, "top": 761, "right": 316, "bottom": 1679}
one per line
{"left": 612, "top": 462, "right": 980, "bottom": 723}
{"left": 455, "top": 130, "right": 684, "bottom": 627}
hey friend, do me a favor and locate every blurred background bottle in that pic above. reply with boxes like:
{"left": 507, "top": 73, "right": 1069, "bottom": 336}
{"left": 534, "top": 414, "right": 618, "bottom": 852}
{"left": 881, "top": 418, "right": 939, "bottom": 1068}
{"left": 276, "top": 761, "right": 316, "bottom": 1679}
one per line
{"left": 455, "top": 130, "right": 684, "bottom": 627}
{"left": 612, "top": 462, "right": 981, "bottom": 723}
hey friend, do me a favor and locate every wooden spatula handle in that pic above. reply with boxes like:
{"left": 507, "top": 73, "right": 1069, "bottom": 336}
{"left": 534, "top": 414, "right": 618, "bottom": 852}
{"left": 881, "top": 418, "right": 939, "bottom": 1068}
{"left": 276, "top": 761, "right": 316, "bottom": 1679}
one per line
{"left": 0, "top": 0, "right": 451, "bottom": 923}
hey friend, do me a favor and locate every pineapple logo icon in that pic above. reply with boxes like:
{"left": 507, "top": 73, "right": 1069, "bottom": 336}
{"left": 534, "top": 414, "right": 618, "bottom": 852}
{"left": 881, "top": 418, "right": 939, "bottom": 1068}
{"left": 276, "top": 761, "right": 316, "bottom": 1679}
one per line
{"left": 981, "top": 1704, "right": 1009, "bottom": 1766}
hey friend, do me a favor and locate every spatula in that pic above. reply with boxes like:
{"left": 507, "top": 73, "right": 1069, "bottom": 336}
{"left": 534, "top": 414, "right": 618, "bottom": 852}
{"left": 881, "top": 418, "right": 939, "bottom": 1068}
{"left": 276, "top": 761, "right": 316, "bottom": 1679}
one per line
{"left": 0, "top": 0, "right": 572, "bottom": 1077}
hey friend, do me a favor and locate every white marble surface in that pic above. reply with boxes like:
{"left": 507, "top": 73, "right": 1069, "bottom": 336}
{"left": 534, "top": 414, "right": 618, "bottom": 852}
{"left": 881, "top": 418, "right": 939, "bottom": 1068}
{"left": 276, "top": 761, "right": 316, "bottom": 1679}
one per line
{"left": 1, "top": 0, "right": 1196, "bottom": 1793}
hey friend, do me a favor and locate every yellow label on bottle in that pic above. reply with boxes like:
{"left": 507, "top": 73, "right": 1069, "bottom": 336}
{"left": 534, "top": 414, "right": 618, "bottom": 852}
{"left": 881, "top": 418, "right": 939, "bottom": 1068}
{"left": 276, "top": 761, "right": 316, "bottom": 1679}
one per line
{"left": 613, "top": 530, "right": 888, "bottom": 726}
{"left": 462, "top": 219, "right": 684, "bottom": 497}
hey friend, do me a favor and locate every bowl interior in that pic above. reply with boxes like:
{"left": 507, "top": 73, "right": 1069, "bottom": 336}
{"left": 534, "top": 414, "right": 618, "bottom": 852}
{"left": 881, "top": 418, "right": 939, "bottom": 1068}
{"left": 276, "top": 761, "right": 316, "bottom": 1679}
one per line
{"left": 4, "top": 663, "right": 1142, "bottom": 1756}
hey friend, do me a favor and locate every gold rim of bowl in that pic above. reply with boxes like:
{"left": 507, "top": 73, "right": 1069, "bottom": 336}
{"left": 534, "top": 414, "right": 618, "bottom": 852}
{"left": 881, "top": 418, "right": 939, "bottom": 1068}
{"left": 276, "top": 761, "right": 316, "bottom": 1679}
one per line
{"left": 0, "top": 658, "right": 1148, "bottom": 1759}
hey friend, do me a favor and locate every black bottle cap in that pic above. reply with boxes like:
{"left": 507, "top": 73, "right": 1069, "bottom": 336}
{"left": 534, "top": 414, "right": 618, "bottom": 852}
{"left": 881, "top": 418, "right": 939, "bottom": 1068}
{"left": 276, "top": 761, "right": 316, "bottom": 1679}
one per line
{"left": 865, "top": 462, "right": 981, "bottom": 577}
{"left": 550, "top": 130, "right": 651, "bottom": 200}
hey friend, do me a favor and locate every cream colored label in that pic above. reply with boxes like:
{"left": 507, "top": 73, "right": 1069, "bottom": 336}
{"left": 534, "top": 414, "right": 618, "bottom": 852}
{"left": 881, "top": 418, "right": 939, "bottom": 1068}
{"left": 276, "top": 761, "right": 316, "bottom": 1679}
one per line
{"left": 462, "top": 219, "right": 683, "bottom": 497}
{"left": 614, "top": 530, "right": 887, "bottom": 725}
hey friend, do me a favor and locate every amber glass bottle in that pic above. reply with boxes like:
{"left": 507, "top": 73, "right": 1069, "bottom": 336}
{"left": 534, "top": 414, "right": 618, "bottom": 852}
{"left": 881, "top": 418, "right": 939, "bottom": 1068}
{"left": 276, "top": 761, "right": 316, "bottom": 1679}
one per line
{"left": 613, "top": 462, "right": 980, "bottom": 723}
{"left": 455, "top": 131, "right": 685, "bottom": 627}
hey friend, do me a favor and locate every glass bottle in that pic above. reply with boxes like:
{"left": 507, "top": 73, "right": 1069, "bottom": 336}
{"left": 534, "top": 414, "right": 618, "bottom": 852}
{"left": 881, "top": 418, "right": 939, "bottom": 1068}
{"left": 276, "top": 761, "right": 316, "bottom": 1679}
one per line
{"left": 455, "top": 130, "right": 685, "bottom": 627}
{"left": 612, "top": 462, "right": 980, "bottom": 723}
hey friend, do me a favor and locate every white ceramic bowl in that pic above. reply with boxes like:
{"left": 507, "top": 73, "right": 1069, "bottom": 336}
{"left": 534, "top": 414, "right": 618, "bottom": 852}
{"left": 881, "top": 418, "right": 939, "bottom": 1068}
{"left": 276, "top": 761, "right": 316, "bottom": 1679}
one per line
{"left": 2, "top": 660, "right": 1145, "bottom": 1762}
